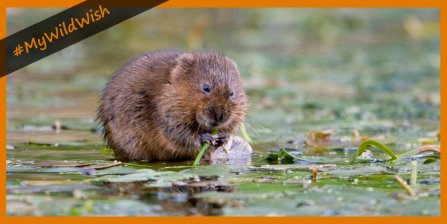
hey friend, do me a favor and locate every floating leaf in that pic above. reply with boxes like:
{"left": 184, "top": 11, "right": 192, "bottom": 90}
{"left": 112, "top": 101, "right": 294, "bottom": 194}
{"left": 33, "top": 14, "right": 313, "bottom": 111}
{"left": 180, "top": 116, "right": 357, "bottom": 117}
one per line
{"left": 423, "top": 158, "right": 437, "bottom": 165}
{"left": 7, "top": 184, "right": 102, "bottom": 194}
{"left": 265, "top": 154, "right": 280, "bottom": 162}
{"left": 7, "top": 166, "right": 89, "bottom": 174}
{"left": 247, "top": 164, "right": 336, "bottom": 171}
{"left": 413, "top": 138, "right": 438, "bottom": 144}
{"left": 305, "top": 129, "right": 367, "bottom": 149}
{"left": 417, "top": 145, "right": 440, "bottom": 154}
{"left": 325, "top": 164, "right": 387, "bottom": 176}
{"left": 265, "top": 149, "right": 307, "bottom": 163}
{"left": 94, "top": 166, "right": 138, "bottom": 175}
{"left": 25, "top": 180, "right": 79, "bottom": 186}
{"left": 266, "top": 149, "right": 342, "bottom": 164}
{"left": 183, "top": 164, "right": 247, "bottom": 177}
{"left": 90, "top": 169, "right": 198, "bottom": 184}
{"left": 398, "top": 145, "right": 440, "bottom": 159}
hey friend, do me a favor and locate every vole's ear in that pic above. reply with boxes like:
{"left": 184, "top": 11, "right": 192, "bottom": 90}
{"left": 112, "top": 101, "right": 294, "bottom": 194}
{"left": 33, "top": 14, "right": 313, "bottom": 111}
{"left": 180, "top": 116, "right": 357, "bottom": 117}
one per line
{"left": 225, "top": 56, "right": 238, "bottom": 70}
{"left": 171, "top": 53, "right": 195, "bottom": 82}
{"left": 224, "top": 56, "right": 240, "bottom": 77}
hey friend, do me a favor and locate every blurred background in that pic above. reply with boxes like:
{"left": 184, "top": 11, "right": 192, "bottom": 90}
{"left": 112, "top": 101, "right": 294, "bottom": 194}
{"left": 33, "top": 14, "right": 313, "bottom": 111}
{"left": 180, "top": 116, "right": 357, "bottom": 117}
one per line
{"left": 6, "top": 8, "right": 440, "bottom": 141}
{"left": 6, "top": 8, "right": 441, "bottom": 217}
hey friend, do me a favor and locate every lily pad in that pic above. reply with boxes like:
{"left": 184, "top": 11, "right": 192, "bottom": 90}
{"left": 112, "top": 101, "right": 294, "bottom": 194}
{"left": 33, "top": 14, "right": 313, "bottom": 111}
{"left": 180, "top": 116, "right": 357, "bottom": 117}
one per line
{"left": 248, "top": 164, "right": 337, "bottom": 171}
{"left": 90, "top": 169, "right": 198, "bottom": 184}
{"left": 182, "top": 164, "right": 247, "bottom": 177}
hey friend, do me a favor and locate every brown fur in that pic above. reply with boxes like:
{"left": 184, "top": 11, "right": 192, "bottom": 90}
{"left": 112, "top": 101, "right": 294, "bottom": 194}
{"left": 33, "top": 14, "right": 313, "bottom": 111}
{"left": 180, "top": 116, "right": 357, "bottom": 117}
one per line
{"left": 98, "top": 50, "right": 248, "bottom": 161}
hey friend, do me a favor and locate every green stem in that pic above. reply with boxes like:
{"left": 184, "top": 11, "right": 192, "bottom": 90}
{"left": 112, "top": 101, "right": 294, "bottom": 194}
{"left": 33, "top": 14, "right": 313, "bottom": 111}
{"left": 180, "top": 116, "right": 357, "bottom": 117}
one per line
{"left": 411, "top": 160, "right": 418, "bottom": 187}
{"left": 351, "top": 140, "right": 400, "bottom": 164}
{"left": 193, "top": 129, "right": 218, "bottom": 166}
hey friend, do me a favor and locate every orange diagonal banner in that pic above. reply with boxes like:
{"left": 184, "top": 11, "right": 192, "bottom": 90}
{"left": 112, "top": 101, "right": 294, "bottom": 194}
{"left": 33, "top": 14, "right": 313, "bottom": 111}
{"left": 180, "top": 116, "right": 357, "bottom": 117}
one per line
{"left": 3, "top": 0, "right": 168, "bottom": 76}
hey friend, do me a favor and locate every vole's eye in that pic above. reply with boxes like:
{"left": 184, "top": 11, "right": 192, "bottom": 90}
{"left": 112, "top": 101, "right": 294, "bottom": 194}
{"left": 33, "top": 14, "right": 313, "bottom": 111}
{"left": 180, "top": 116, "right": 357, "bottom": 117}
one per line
{"left": 203, "top": 85, "right": 211, "bottom": 92}
{"left": 230, "top": 90, "right": 234, "bottom": 97}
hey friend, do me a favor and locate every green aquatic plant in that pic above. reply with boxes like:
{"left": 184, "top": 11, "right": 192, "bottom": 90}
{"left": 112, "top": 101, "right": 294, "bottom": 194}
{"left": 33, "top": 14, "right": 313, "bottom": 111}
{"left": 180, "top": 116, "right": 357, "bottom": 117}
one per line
{"left": 351, "top": 140, "right": 401, "bottom": 164}
{"left": 410, "top": 161, "right": 417, "bottom": 187}
{"left": 193, "top": 129, "right": 219, "bottom": 166}
{"left": 266, "top": 149, "right": 315, "bottom": 163}
{"left": 423, "top": 158, "right": 437, "bottom": 164}
{"left": 240, "top": 123, "right": 254, "bottom": 143}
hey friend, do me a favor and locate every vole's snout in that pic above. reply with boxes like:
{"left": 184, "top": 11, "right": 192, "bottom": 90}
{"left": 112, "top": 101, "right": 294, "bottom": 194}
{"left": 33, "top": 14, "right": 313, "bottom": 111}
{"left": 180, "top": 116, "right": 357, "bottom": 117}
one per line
{"left": 215, "top": 112, "right": 224, "bottom": 122}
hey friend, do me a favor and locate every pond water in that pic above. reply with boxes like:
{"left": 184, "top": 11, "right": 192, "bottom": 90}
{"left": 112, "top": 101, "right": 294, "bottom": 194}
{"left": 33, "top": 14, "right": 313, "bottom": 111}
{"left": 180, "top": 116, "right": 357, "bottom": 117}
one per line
{"left": 6, "top": 8, "right": 440, "bottom": 216}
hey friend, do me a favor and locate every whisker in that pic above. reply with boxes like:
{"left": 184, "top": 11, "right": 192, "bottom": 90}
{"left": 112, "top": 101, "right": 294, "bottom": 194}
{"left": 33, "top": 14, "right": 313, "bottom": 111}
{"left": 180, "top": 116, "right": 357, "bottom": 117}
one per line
{"left": 244, "top": 120, "right": 261, "bottom": 138}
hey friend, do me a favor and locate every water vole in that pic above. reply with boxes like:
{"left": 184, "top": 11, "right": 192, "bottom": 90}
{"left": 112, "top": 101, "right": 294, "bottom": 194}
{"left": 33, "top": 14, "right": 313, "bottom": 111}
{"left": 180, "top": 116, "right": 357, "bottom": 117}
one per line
{"left": 98, "top": 50, "right": 252, "bottom": 163}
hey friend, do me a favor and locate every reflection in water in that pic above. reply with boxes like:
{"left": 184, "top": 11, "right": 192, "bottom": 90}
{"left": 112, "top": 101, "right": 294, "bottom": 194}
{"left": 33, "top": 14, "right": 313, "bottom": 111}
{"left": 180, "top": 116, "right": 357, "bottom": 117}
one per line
{"left": 105, "top": 177, "right": 236, "bottom": 216}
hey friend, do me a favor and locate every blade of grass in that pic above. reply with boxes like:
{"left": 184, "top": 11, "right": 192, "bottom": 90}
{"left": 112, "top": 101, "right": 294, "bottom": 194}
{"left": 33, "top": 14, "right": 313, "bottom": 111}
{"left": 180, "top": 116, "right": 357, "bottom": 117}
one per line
{"left": 193, "top": 129, "right": 218, "bottom": 166}
{"left": 351, "top": 140, "right": 400, "bottom": 164}
{"left": 240, "top": 123, "right": 254, "bottom": 143}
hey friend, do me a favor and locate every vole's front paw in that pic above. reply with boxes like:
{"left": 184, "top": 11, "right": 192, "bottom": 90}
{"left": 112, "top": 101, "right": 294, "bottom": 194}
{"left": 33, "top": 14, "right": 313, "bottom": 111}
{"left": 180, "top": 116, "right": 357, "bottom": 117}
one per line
{"left": 201, "top": 133, "right": 227, "bottom": 147}
{"left": 201, "top": 133, "right": 214, "bottom": 145}
{"left": 212, "top": 133, "right": 227, "bottom": 147}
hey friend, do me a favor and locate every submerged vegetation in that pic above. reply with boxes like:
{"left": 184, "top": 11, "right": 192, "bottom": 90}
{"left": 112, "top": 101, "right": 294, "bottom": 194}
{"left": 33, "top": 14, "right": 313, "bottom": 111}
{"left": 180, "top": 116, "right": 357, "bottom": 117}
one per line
{"left": 6, "top": 8, "right": 440, "bottom": 216}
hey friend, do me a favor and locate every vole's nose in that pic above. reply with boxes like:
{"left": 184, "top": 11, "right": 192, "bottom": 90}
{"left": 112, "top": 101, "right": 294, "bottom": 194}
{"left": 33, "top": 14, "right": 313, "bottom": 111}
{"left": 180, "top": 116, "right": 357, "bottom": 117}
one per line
{"left": 215, "top": 112, "right": 224, "bottom": 122}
